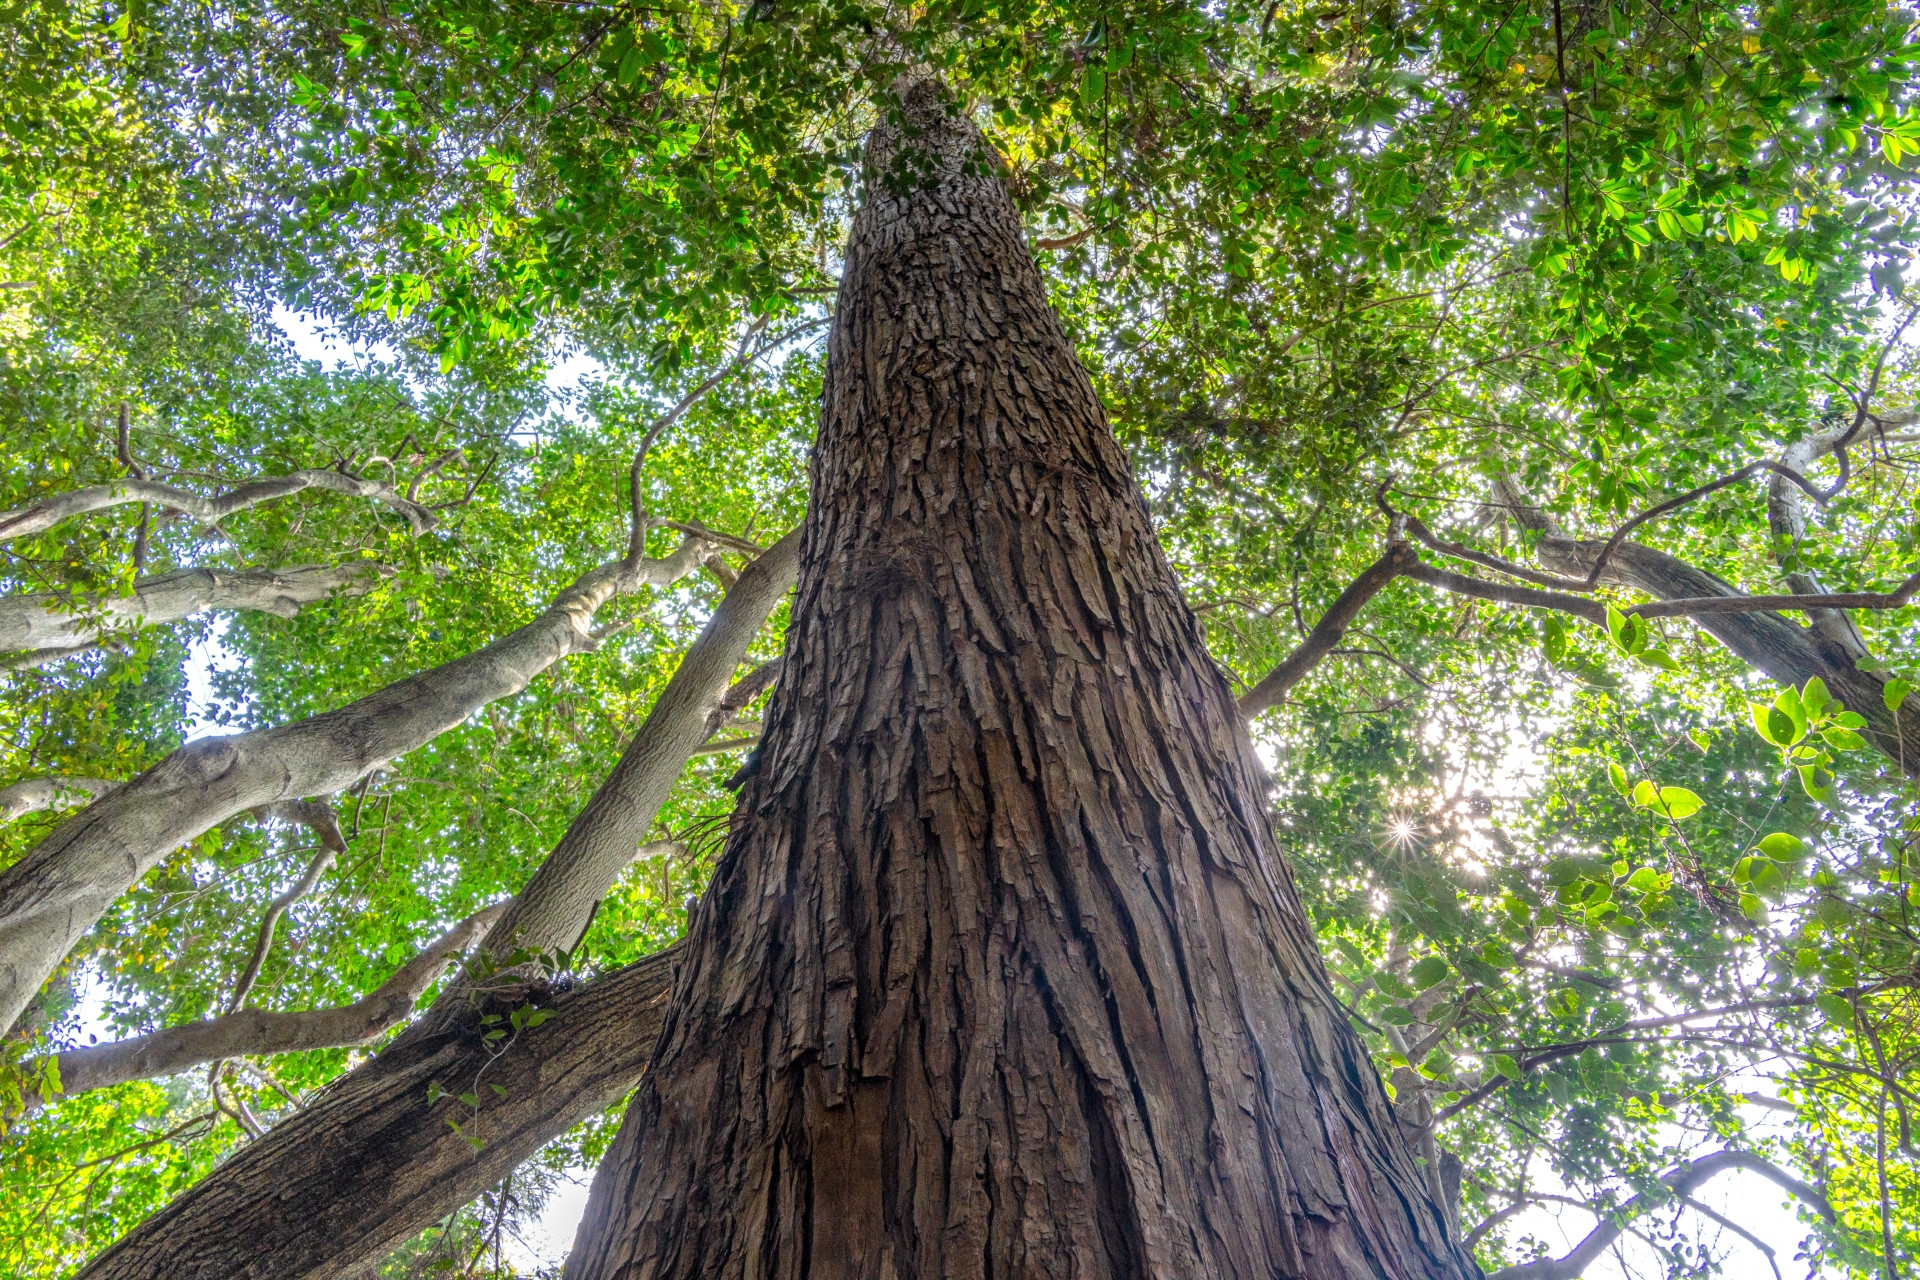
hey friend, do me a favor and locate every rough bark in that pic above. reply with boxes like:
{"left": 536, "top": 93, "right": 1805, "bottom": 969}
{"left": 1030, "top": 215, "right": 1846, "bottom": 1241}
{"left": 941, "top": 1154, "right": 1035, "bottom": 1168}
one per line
{"left": 0, "top": 535, "right": 705, "bottom": 1035}
{"left": 0, "top": 563, "right": 389, "bottom": 666}
{"left": 1537, "top": 536, "right": 1920, "bottom": 771}
{"left": 18, "top": 905, "right": 503, "bottom": 1110}
{"left": 0, "top": 776, "right": 118, "bottom": 822}
{"left": 67, "top": 550, "right": 801, "bottom": 1279}
{"left": 568, "top": 76, "right": 1474, "bottom": 1280}
{"left": 0, "top": 470, "right": 437, "bottom": 544}
{"left": 75, "top": 948, "right": 677, "bottom": 1280}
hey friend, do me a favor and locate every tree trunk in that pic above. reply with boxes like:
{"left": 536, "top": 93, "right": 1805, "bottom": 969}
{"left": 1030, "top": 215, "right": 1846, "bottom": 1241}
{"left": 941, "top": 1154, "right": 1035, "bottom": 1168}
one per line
{"left": 566, "top": 75, "right": 1474, "bottom": 1280}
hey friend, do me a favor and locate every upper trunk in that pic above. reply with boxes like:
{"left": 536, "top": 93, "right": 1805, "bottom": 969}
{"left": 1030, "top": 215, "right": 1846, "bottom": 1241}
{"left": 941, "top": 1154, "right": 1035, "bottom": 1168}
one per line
{"left": 566, "top": 75, "right": 1474, "bottom": 1280}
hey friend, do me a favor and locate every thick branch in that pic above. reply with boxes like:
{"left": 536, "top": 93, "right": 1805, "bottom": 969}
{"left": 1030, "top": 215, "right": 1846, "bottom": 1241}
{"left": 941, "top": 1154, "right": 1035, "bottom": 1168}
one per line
{"left": 0, "top": 777, "right": 118, "bottom": 822}
{"left": 451, "top": 527, "right": 800, "bottom": 970}
{"left": 0, "top": 563, "right": 390, "bottom": 664}
{"left": 22, "top": 905, "right": 503, "bottom": 1109}
{"left": 0, "top": 470, "right": 441, "bottom": 544}
{"left": 0, "top": 534, "right": 707, "bottom": 1035}
{"left": 1539, "top": 537, "right": 1920, "bottom": 771}
{"left": 1484, "top": 1151, "right": 1832, "bottom": 1280}
{"left": 1401, "top": 560, "right": 1607, "bottom": 623}
{"left": 1768, "top": 422, "right": 1871, "bottom": 657}
{"left": 74, "top": 945, "right": 675, "bottom": 1280}
{"left": 1238, "top": 541, "right": 1415, "bottom": 717}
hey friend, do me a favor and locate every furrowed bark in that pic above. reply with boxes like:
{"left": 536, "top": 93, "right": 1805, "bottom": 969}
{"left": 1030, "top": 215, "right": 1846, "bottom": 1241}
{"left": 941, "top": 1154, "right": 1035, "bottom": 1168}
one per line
{"left": 1483, "top": 1151, "right": 1831, "bottom": 1280}
{"left": 66, "top": 550, "right": 799, "bottom": 1279}
{"left": 75, "top": 947, "right": 676, "bottom": 1280}
{"left": 17, "top": 905, "right": 504, "bottom": 1111}
{"left": 0, "top": 470, "right": 438, "bottom": 543}
{"left": 1536, "top": 536, "right": 1920, "bottom": 771}
{"left": 569, "top": 73, "right": 1473, "bottom": 1280}
{"left": 0, "top": 563, "right": 389, "bottom": 665}
{"left": 0, "top": 777, "right": 118, "bottom": 822}
{"left": 0, "top": 535, "right": 705, "bottom": 1036}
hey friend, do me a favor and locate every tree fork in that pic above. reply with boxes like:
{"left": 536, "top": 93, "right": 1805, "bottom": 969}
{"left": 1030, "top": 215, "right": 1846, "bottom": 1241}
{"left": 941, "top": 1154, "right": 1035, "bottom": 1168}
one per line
{"left": 566, "top": 73, "right": 1474, "bottom": 1280}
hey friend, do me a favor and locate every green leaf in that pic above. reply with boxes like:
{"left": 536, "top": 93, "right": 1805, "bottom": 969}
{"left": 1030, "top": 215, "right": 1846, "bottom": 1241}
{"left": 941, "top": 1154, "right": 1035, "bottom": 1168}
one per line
{"left": 1751, "top": 702, "right": 1791, "bottom": 747}
{"left": 1378, "top": 1005, "right": 1414, "bottom": 1026}
{"left": 1374, "top": 972, "right": 1417, "bottom": 1000}
{"left": 1630, "top": 779, "right": 1657, "bottom": 808}
{"left": 1491, "top": 1053, "right": 1522, "bottom": 1081}
{"left": 1607, "top": 761, "right": 1630, "bottom": 796}
{"left": 1654, "top": 786, "right": 1702, "bottom": 819}
{"left": 1800, "top": 677, "right": 1832, "bottom": 718}
{"left": 1886, "top": 678, "right": 1913, "bottom": 713}
{"left": 1751, "top": 860, "right": 1788, "bottom": 899}
{"left": 458, "top": 1091, "right": 480, "bottom": 1108}
{"left": 1821, "top": 726, "right": 1868, "bottom": 751}
{"left": 1797, "top": 765, "right": 1837, "bottom": 802}
{"left": 426, "top": 1081, "right": 444, "bottom": 1105}
{"left": 1774, "top": 687, "right": 1808, "bottom": 741}
{"left": 1814, "top": 992, "right": 1855, "bottom": 1024}
{"left": 1411, "top": 957, "right": 1451, "bottom": 989}
{"left": 1605, "top": 602, "right": 1628, "bottom": 646}
{"left": 1636, "top": 647, "right": 1680, "bottom": 672}
{"left": 1757, "top": 832, "right": 1806, "bottom": 861}
{"left": 618, "top": 46, "right": 645, "bottom": 86}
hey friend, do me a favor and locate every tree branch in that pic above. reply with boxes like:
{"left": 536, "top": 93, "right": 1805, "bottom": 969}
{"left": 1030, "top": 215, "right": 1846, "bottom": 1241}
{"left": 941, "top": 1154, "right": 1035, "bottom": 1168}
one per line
{"left": 1484, "top": 1151, "right": 1832, "bottom": 1280}
{"left": 447, "top": 527, "right": 801, "bottom": 972}
{"left": 1238, "top": 539, "right": 1416, "bottom": 717}
{"left": 0, "top": 777, "right": 118, "bottom": 823}
{"left": 225, "top": 841, "right": 339, "bottom": 1017}
{"left": 66, "top": 529, "right": 804, "bottom": 1280}
{"left": 23, "top": 905, "right": 504, "bottom": 1111}
{"left": 0, "top": 563, "right": 391, "bottom": 666}
{"left": 0, "top": 470, "right": 442, "bottom": 544}
{"left": 74, "top": 941, "right": 677, "bottom": 1280}
{"left": 0, "top": 530, "right": 708, "bottom": 1035}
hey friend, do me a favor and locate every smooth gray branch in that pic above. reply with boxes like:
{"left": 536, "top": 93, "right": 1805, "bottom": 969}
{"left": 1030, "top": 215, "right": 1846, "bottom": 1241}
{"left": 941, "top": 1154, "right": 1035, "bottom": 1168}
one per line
{"left": 0, "top": 471, "right": 440, "bottom": 544}
{"left": 20, "top": 906, "right": 503, "bottom": 1111}
{"left": 0, "top": 777, "right": 119, "bottom": 823}
{"left": 0, "top": 532, "right": 706, "bottom": 1035}
{"left": 0, "top": 563, "right": 390, "bottom": 666}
